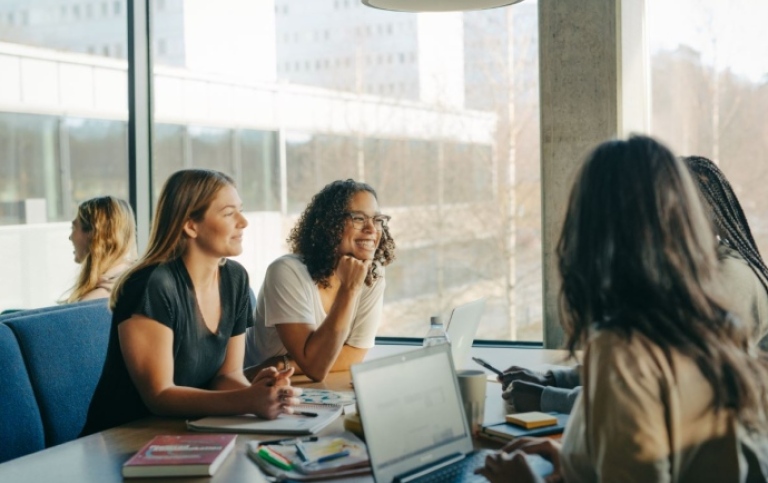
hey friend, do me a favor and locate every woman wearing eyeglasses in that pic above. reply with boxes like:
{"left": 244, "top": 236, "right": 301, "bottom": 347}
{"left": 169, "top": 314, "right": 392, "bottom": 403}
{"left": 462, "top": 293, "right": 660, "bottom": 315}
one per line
{"left": 244, "top": 179, "right": 396, "bottom": 382}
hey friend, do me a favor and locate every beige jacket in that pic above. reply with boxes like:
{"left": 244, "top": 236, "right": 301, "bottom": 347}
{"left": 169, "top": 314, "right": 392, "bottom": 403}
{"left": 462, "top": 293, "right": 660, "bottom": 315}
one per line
{"left": 560, "top": 329, "right": 766, "bottom": 482}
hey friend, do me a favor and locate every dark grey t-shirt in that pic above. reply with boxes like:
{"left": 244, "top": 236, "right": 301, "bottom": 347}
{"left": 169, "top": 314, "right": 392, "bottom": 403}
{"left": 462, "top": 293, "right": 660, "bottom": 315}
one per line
{"left": 82, "top": 258, "right": 252, "bottom": 435}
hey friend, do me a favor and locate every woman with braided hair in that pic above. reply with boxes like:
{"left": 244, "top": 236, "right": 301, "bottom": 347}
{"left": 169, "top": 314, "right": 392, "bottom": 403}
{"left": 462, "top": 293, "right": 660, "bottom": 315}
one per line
{"left": 244, "top": 179, "right": 396, "bottom": 382}
{"left": 684, "top": 156, "right": 768, "bottom": 349}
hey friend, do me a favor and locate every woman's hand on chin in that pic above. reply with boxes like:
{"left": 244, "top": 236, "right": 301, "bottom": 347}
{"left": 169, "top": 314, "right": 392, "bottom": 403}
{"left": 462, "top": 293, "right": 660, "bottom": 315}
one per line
{"left": 336, "top": 255, "right": 371, "bottom": 291}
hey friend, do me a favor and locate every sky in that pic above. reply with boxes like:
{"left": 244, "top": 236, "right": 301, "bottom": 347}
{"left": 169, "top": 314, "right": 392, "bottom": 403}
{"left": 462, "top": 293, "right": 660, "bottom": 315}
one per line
{"left": 647, "top": 0, "right": 768, "bottom": 82}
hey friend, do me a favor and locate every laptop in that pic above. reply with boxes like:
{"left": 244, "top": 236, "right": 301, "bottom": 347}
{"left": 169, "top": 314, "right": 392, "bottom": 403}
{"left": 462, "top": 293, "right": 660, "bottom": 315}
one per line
{"left": 351, "top": 344, "right": 553, "bottom": 483}
{"left": 445, "top": 298, "right": 486, "bottom": 370}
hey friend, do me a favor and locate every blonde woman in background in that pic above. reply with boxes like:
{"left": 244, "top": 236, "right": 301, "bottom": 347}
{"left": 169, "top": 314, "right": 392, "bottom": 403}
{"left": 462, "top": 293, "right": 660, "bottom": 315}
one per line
{"left": 65, "top": 196, "right": 137, "bottom": 302}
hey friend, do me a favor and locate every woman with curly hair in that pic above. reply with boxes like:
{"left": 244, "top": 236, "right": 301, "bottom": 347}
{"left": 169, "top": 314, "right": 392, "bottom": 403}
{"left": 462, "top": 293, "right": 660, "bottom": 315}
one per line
{"left": 64, "top": 195, "right": 137, "bottom": 302}
{"left": 245, "top": 179, "right": 396, "bottom": 381}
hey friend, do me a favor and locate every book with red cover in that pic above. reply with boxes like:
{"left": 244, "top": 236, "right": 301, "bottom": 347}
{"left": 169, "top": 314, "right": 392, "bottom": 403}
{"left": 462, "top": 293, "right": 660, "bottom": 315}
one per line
{"left": 122, "top": 434, "right": 237, "bottom": 478}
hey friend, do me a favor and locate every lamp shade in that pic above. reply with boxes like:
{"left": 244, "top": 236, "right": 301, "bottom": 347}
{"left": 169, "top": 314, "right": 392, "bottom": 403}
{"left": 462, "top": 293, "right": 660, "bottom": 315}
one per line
{"left": 362, "top": 0, "right": 525, "bottom": 12}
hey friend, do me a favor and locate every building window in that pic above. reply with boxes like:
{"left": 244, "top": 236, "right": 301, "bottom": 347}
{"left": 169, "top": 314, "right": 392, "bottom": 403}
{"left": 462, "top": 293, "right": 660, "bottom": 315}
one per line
{"left": 101, "top": 2, "right": 108, "bottom": 16}
{"left": 73, "top": 5, "right": 81, "bottom": 19}
{"left": 113, "top": 1, "right": 121, "bottom": 16}
{"left": 102, "top": 45, "right": 110, "bottom": 56}
{"left": 157, "top": 38, "right": 167, "bottom": 56}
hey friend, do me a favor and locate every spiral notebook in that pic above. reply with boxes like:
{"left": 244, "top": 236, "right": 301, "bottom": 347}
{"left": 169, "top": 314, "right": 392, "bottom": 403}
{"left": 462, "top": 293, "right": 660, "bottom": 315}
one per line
{"left": 186, "top": 404, "right": 343, "bottom": 435}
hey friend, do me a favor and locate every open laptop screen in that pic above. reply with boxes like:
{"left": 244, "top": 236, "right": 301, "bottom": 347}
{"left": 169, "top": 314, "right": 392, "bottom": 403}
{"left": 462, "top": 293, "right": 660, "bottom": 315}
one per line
{"left": 352, "top": 345, "right": 474, "bottom": 483}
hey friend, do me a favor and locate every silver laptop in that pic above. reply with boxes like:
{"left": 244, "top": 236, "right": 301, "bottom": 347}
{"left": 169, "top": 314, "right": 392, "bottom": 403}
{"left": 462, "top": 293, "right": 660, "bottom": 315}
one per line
{"left": 352, "top": 344, "right": 489, "bottom": 482}
{"left": 446, "top": 298, "right": 486, "bottom": 370}
{"left": 352, "top": 345, "right": 553, "bottom": 482}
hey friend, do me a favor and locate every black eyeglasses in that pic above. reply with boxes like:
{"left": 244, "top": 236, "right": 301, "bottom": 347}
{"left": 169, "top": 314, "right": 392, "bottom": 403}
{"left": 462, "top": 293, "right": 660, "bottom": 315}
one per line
{"left": 346, "top": 212, "right": 391, "bottom": 231}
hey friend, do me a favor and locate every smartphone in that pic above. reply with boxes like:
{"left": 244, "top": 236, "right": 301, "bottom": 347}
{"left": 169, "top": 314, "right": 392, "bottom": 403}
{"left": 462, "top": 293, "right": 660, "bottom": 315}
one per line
{"left": 471, "top": 356, "right": 504, "bottom": 376}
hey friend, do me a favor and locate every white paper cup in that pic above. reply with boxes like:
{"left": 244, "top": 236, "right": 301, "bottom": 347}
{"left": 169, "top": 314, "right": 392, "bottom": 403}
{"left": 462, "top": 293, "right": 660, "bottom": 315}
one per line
{"left": 456, "top": 369, "right": 487, "bottom": 434}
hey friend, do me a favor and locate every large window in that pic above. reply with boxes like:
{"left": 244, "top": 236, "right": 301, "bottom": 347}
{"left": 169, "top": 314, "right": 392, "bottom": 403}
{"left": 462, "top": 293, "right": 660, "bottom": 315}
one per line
{"left": 648, "top": 0, "right": 768, "bottom": 255}
{"left": 151, "top": 0, "right": 543, "bottom": 341}
{"left": 0, "top": 4, "right": 128, "bottom": 310}
{"left": 0, "top": 0, "right": 543, "bottom": 343}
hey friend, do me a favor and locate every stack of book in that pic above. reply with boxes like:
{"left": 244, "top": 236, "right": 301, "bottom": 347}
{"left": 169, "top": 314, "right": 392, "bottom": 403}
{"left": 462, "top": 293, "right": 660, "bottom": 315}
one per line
{"left": 479, "top": 411, "right": 569, "bottom": 443}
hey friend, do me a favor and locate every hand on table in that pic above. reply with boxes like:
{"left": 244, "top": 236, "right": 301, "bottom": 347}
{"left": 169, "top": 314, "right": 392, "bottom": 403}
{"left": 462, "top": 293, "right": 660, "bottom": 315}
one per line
{"left": 502, "top": 380, "right": 545, "bottom": 412}
{"left": 475, "top": 437, "right": 563, "bottom": 483}
{"left": 248, "top": 367, "right": 303, "bottom": 419}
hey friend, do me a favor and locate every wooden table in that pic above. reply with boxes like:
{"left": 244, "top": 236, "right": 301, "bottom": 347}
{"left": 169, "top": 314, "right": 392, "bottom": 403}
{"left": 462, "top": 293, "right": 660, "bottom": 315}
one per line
{"left": 0, "top": 346, "right": 571, "bottom": 483}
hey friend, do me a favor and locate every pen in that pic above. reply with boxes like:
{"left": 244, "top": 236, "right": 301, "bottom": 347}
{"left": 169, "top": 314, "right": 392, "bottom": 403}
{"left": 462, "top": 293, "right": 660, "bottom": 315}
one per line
{"left": 471, "top": 357, "right": 504, "bottom": 376}
{"left": 312, "top": 449, "right": 350, "bottom": 464}
{"left": 294, "top": 442, "right": 310, "bottom": 462}
{"left": 260, "top": 436, "right": 319, "bottom": 445}
{"left": 292, "top": 411, "right": 318, "bottom": 418}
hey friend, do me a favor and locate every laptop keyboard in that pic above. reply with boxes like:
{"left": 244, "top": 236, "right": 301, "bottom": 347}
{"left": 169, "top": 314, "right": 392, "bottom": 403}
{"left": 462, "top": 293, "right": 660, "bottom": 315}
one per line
{"left": 406, "top": 450, "right": 491, "bottom": 483}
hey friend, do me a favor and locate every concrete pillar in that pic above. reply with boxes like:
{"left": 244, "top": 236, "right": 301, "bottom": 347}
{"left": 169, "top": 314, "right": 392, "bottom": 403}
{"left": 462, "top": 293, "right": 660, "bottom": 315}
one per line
{"left": 538, "top": 0, "right": 648, "bottom": 348}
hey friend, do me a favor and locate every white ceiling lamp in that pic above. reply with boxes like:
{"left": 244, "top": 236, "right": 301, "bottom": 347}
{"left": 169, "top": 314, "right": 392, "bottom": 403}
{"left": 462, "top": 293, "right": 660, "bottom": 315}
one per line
{"left": 361, "top": 0, "right": 525, "bottom": 12}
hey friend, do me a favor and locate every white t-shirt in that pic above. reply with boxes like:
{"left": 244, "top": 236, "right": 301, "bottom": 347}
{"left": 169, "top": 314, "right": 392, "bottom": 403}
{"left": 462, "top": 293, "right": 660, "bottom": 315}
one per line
{"left": 244, "top": 254, "right": 384, "bottom": 367}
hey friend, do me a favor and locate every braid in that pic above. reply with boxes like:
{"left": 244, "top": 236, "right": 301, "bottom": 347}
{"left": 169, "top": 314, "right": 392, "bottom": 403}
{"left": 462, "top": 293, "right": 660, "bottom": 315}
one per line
{"left": 684, "top": 156, "right": 768, "bottom": 296}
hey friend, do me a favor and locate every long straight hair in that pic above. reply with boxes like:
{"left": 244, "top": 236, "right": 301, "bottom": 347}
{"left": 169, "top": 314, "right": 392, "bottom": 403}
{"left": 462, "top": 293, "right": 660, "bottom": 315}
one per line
{"left": 109, "top": 169, "right": 235, "bottom": 308}
{"left": 558, "top": 135, "right": 768, "bottom": 427}
{"left": 66, "top": 196, "right": 137, "bottom": 302}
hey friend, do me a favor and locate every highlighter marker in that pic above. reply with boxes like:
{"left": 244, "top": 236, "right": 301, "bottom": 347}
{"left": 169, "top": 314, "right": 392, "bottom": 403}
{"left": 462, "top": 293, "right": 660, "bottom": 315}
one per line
{"left": 258, "top": 446, "right": 293, "bottom": 470}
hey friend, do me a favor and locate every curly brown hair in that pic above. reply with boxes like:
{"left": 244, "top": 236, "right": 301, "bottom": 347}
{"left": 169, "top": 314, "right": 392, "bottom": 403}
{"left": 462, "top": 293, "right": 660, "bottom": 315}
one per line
{"left": 288, "top": 179, "right": 396, "bottom": 288}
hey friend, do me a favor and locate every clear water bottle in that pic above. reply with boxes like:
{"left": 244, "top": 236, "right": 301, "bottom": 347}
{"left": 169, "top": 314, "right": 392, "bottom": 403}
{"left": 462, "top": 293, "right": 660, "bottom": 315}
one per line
{"left": 423, "top": 315, "right": 450, "bottom": 347}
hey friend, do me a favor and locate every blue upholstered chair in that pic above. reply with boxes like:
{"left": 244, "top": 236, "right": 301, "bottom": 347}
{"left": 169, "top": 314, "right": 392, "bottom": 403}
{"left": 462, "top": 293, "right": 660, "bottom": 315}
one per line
{"left": 0, "top": 299, "right": 106, "bottom": 323}
{"left": 0, "top": 324, "right": 46, "bottom": 463}
{"left": 6, "top": 302, "right": 111, "bottom": 447}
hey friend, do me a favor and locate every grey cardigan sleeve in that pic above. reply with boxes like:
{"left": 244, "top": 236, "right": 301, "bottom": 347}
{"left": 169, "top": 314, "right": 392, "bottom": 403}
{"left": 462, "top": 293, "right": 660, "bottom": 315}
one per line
{"left": 540, "top": 365, "right": 582, "bottom": 413}
{"left": 549, "top": 365, "right": 582, "bottom": 389}
{"left": 540, "top": 385, "right": 581, "bottom": 414}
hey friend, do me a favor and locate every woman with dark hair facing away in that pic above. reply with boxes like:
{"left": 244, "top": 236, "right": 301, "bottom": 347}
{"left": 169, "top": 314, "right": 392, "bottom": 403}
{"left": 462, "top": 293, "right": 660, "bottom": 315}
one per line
{"left": 82, "top": 169, "right": 300, "bottom": 435}
{"left": 244, "top": 179, "right": 396, "bottom": 382}
{"left": 64, "top": 196, "right": 137, "bottom": 302}
{"left": 477, "top": 136, "right": 768, "bottom": 482}
{"left": 497, "top": 155, "right": 768, "bottom": 415}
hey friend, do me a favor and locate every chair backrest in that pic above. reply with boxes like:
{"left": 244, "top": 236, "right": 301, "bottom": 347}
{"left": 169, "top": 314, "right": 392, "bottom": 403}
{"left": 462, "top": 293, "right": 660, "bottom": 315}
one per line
{"left": 0, "top": 324, "right": 45, "bottom": 463}
{"left": 6, "top": 302, "right": 112, "bottom": 447}
{"left": 0, "top": 299, "right": 106, "bottom": 323}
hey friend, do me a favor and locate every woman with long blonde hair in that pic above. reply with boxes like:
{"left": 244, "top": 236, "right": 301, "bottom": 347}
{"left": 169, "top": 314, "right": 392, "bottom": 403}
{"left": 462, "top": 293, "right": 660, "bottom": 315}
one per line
{"left": 65, "top": 196, "right": 136, "bottom": 302}
{"left": 82, "top": 169, "right": 300, "bottom": 435}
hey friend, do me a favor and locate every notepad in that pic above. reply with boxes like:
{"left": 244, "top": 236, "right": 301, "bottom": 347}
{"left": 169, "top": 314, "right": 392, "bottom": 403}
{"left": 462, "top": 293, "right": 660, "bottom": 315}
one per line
{"left": 506, "top": 411, "right": 559, "bottom": 429}
{"left": 186, "top": 404, "right": 342, "bottom": 435}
